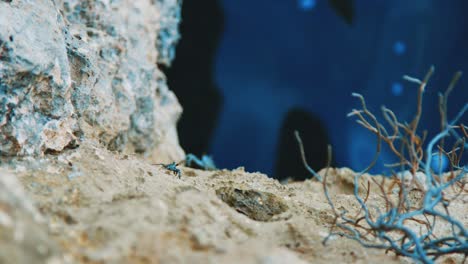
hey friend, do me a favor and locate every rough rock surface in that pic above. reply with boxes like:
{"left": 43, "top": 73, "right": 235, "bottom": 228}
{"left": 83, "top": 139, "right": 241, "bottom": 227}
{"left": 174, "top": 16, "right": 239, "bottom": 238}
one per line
{"left": 0, "top": 0, "right": 184, "bottom": 162}
{"left": 0, "top": 169, "right": 60, "bottom": 264}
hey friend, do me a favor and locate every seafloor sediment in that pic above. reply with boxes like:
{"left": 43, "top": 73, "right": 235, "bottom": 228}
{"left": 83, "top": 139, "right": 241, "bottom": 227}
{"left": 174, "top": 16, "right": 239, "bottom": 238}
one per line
{"left": 1, "top": 140, "right": 466, "bottom": 263}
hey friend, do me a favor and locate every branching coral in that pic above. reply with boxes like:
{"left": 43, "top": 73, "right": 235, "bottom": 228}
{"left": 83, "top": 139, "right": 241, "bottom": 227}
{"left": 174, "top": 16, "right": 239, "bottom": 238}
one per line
{"left": 185, "top": 153, "right": 217, "bottom": 170}
{"left": 296, "top": 67, "right": 467, "bottom": 264}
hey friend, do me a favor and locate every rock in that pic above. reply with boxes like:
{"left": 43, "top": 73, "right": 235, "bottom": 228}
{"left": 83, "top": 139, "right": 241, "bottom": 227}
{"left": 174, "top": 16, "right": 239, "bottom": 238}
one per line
{"left": 0, "top": 169, "right": 60, "bottom": 264}
{"left": 0, "top": 0, "right": 184, "bottom": 162}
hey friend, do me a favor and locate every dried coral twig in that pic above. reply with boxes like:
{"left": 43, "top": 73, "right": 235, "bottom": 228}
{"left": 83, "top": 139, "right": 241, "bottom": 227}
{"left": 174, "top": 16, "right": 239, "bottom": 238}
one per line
{"left": 299, "top": 67, "right": 468, "bottom": 264}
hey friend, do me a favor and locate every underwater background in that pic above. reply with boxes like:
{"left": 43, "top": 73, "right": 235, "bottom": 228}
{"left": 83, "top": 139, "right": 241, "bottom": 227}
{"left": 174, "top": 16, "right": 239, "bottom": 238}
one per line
{"left": 165, "top": 0, "right": 468, "bottom": 180}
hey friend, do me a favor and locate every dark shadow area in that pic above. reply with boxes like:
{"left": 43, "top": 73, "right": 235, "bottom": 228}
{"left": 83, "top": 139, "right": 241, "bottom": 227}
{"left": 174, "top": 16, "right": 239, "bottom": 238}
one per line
{"left": 164, "top": 0, "right": 224, "bottom": 155}
{"left": 274, "top": 108, "right": 333, "bottom": 181}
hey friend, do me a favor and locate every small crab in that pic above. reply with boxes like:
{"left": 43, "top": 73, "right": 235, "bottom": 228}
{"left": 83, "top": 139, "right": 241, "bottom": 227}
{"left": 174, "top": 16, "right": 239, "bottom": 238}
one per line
{"left": 155, "top": 161, "right": 183, "bottom": 178}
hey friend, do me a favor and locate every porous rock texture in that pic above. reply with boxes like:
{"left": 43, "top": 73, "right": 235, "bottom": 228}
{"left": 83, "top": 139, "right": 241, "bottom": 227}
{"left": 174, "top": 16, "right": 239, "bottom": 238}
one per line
{"left": 0, "top": 0, "right": 184, "bottom": 162}
{"left": 0, "top": 169, "right": 60, "bottom": 264}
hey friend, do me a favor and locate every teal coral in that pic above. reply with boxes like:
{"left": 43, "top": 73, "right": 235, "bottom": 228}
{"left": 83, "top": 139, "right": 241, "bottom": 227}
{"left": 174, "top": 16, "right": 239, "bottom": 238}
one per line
{"left": 297, "top": 67, "right": 467, "bottom": 263}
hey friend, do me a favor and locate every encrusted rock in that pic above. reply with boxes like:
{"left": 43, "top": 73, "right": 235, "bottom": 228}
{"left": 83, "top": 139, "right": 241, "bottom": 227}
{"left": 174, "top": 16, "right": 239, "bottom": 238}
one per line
{"left": 0, "top": 169, "right": 59, "bottom": 263}
{"left": 0, "top": 0, "right": 184, "bottom": 162}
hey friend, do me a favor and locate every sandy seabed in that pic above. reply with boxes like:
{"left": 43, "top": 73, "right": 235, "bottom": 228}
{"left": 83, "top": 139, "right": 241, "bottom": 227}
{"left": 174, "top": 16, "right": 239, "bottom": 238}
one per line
{"left": 0, "top": 139, "right": 466, "bottom": 264}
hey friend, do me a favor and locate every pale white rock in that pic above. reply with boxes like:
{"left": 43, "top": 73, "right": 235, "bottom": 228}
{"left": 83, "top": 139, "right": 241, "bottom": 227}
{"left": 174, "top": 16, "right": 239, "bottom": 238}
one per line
{"left": 0, "top": 0, "right": 184, "bottom": 163}
{"left": 0, "top": 169, "right": 60, "bottom": 263}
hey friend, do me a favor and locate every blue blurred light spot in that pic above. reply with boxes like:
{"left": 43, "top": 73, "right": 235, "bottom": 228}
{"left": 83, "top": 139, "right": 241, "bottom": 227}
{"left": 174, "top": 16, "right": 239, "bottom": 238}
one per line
{"left": 391, "top": 82, "right": 403, "bottom": 96}
{"left": 431, "top": 152, "right": 449, "bottom": 173}
{"left": 298, "top": 0, "right": 316, "bottom": 11}
{"left": 349, "top": 129, "right": 395, "bottom": 174}
{"left": 393, "top": 41, "right": 406, "bottom": 55}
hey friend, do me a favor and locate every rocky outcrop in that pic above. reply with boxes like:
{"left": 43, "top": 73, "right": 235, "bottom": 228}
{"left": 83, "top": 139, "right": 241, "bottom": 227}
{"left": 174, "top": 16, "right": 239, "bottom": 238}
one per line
{"left": 0, "top": 0, "right": 184, "bottom": 162}
{"left": 0, "top": 169, "right": 60, "bottom": 263}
